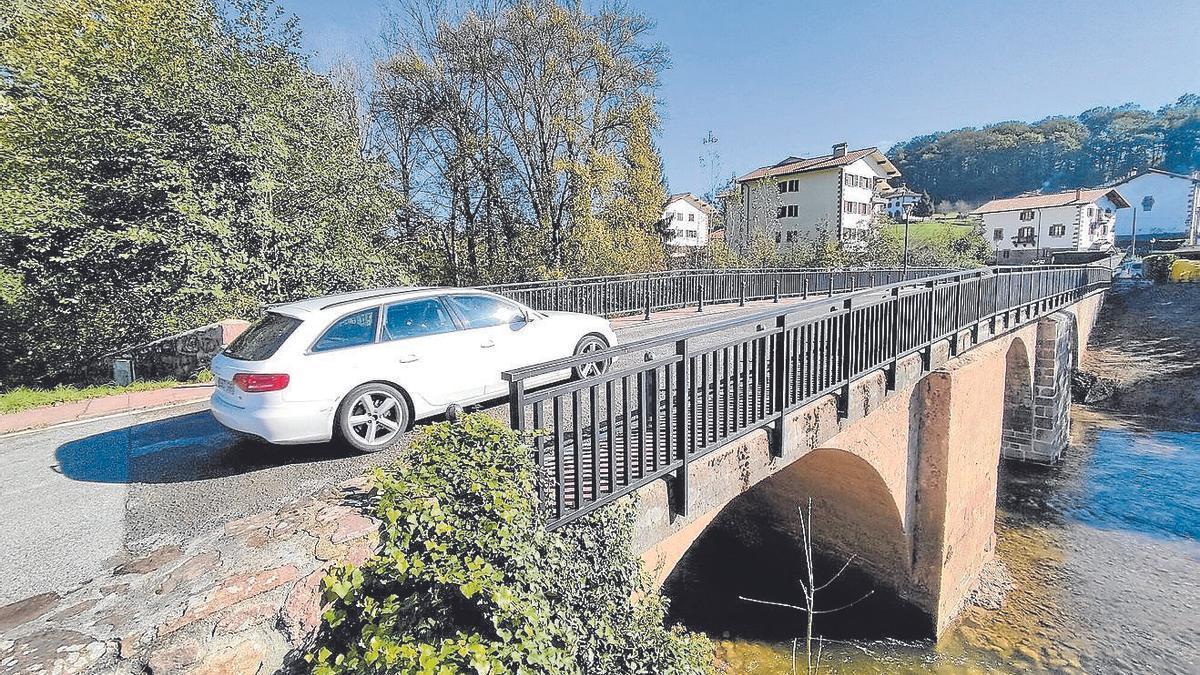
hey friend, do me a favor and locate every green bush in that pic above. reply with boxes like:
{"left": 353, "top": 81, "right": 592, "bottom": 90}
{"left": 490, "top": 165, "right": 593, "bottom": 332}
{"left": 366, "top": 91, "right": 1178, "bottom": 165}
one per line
{"left": 1143, "top": 254, "right": 1178, "bottom": 283}
{"left": 306, "top": 414, "right": 711, "bottom": 675}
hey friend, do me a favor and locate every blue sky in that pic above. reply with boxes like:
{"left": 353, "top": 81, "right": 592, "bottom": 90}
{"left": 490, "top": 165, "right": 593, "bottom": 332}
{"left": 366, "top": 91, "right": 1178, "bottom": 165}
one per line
{"left": 285, "top": 0, "right": 1200, "bottom": 197}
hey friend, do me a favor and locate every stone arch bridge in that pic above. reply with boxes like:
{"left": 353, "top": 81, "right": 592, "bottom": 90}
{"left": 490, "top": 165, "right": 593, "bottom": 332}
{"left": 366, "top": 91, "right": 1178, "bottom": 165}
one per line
{"left": 504, "top": 266, "right": 1108, "bottom": 635}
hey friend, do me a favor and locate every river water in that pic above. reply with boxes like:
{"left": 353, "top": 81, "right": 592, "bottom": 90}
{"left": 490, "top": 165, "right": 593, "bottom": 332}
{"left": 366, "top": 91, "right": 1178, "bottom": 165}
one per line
{"left": 663, "top": 408, "right": 1200, "bottom": 674}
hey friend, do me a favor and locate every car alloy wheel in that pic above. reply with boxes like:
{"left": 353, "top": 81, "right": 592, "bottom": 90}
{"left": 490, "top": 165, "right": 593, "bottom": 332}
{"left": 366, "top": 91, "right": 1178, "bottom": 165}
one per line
{"left": 338, "top": 383, "right": 408, "bottom": 452}
{"left": 573, "top": 335, "right": 611, "bottom": 379}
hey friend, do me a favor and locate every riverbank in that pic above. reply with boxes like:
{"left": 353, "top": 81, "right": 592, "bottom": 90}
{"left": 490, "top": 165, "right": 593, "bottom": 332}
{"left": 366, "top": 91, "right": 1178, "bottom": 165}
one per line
{"left": 1081, "top": 283, "right": 1200, "bottom": 427}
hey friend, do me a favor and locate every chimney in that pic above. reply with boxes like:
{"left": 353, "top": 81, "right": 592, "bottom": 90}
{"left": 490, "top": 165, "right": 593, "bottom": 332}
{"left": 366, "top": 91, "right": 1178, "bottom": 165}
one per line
{"left": 832, "top": 142, "right": 847, "bottom": 158}
{"left": 1075, "top": 188, "right": 1082, "bottom": 201}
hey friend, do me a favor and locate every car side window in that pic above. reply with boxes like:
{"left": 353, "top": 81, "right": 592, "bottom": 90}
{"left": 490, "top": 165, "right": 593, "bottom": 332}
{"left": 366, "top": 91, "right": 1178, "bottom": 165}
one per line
{"left": 383, "top": 298, "right": 457, "bottom": 341}
{"left": 446, "top": 295, "right": 524, "bottom": 329}
{"left": 313, "top": 308, "right": 378, "bottom": 352}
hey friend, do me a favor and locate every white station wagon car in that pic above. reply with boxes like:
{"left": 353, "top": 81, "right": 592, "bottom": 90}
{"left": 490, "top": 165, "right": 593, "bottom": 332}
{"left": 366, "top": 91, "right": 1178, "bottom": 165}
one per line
{"left": 209, "top": 287, "right": 616, "bottom": 452}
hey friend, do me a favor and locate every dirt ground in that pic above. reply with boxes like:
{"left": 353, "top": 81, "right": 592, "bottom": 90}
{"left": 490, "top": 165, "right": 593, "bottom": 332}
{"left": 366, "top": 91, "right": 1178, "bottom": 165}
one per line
{"left": 1082, "top": 283, "right": 1200, "bottom": 427}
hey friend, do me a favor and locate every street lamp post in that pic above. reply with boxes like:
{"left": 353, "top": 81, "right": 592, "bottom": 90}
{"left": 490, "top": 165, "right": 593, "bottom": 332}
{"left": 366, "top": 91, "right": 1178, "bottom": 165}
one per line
{"left": 901, "top": 204, "right": 913, "bottom": 271}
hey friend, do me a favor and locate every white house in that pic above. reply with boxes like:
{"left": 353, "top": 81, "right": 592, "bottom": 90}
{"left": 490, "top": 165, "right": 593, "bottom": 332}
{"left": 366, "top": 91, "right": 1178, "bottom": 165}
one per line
{"left": 972, "top": 188, "right": 1130, "bottom": 265}
{"left": 882, "top": 186, "right": 923, "bottom": 220}
{"left": 724, "top": 143, "right": 901, "bottom": 251}
{"left": 1109, "top": 168, "right": 1200, "bottom": 245}
{"left": 662, "top": 193, "right": 716, "bottom": 248}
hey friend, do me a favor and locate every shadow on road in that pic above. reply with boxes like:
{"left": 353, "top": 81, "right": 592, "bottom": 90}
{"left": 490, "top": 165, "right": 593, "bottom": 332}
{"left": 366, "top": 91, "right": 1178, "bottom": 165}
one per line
{"left": 54, "top": 411, "right": 356, "bottom": 483}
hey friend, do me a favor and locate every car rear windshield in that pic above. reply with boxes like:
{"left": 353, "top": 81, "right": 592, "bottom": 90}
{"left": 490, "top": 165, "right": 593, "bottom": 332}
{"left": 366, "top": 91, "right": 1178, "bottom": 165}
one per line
{"left": 223, "top": 312, "right": 302, "bottom": 361}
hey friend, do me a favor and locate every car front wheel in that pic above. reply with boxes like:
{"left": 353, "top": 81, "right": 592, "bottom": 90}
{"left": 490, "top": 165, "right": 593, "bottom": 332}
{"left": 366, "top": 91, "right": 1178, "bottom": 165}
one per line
{"left": 573, "top": 334, "right": 611, "bottom": 380}
{"left": 336, "top": 383, "right": 409, "bottom": 453}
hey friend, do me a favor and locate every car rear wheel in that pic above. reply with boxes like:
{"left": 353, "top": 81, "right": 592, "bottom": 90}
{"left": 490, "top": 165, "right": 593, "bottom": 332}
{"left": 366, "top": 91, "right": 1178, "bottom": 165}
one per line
{"left": 336, "top": 383, "right": 409, "bottom": 453}
{"left": 573, "top": 335, "right": 611, "bottom": 380}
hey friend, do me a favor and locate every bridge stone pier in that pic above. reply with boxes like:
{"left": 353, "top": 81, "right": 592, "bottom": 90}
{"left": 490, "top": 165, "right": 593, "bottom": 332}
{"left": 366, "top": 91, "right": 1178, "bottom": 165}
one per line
{"left": 634, "top": 291, "right": 1104, "bottom": 637}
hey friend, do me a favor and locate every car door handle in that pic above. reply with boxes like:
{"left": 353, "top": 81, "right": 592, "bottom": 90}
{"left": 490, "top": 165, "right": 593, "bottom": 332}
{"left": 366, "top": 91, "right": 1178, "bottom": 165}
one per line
{"left": 480, "top": 340, "right": 496, "bottom": 348}
{"left": 398, "top": 354, "right": 419, "bottom": 363}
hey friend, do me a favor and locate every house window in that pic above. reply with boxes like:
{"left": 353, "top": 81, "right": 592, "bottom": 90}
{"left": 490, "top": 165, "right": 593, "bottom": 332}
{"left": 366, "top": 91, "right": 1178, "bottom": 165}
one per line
{"left": 1003, "top": 250, "right": 1011, "bottom": 259}
{"left": 774, "top": 232, "right": 782, "bottom": 243}
{"left": 1019, "top": 210, "right": 1035, "bottom": 221}
{"left": 1017, "top": 226, "right": 1034, "bottom": 241}
{"left": 777, "top": 206, "right": 786, "bottom": 219}
{"left": 789, "top": 179, "right": 798, "bottom": 192}
{"left": 1049, "top": 224, "right": 1066, "bottom": 237}
{"left": 993, "top": 228, "right": 1003, "bottom": 241}
{"left": 688, "top": 213, "right": 695, "bottom": 221}
{"left": 778, "top": 205, "right": 797, "bottom": 218}
{"left": 778, "top": 182, "right": 787, "bottom": 193}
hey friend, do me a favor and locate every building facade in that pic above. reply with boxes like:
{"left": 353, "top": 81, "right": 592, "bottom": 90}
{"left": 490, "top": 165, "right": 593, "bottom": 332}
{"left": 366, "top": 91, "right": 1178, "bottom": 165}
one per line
{"left": 662, "top": 193, "right": 715, "bottom": 248}
{"left": 882, "top": 187, "right": 923, "bottom": 220}
{"left": 723, "top": 143, "right": 901, "bottom": 252}
{"left": 972, "top": 188, "right": 1129, "bottom": 265}
{"left": 1110, "top": 168, "right": 1200, "bottom": 245}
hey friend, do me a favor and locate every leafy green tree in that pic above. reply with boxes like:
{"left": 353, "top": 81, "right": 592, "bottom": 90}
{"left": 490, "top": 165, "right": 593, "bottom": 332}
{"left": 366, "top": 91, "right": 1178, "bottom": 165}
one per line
{"left": 888, "top": 94, "right": 1200, "bottom": 203}
{"left": 0, "top": 0, "right": 404, "bottom": 386}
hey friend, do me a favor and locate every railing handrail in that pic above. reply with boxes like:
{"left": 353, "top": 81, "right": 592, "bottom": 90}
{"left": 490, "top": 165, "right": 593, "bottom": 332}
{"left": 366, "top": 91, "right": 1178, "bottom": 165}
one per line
{"left": 501, "top": 267, "right": 991, "bottom": 382}
{"left": 477, "top": 266, "right": 950, "bottom": 291}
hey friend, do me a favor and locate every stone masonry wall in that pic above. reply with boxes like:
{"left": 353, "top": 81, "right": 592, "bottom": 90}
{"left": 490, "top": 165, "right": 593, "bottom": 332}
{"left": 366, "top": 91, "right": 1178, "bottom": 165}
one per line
{"left": 87, "top": 320, "right": 249, "bottom": 384}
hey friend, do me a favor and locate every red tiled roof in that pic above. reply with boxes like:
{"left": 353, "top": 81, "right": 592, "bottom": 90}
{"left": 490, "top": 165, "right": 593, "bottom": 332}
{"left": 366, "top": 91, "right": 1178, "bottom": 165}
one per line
{"left": 972, "top": 188, "right": 1130, "bottom": 214}
{"left": 665, "top": 192, "right": 717, "bottom": 215}
{"left": 736, "top": 147, "right": 897, "bottom": 182}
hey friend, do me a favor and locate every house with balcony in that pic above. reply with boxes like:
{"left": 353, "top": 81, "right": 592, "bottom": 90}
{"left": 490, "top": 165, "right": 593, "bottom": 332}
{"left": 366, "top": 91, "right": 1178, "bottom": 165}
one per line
{"left": 972, "top": 188, "right": 1130, "bottom": 265}
{"left": 662, "top": 193, "right": 716, "bottom": 248}
{"left": 723, "top": 143, "right": 901, "bottom": 252}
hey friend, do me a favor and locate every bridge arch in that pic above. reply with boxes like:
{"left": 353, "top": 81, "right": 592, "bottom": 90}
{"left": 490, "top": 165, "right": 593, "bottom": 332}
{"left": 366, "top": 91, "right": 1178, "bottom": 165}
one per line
{"left": 661, "top": 445, "right": 911, "bottom": 601}
{"left": 1001, "top": 337, "right": 1034, "bottom": 460}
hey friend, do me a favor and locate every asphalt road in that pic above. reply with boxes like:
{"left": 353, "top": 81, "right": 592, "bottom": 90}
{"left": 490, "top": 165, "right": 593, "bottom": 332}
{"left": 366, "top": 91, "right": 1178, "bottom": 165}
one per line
{"left": 0, "top": 296, "right": 838, "bottom": 605}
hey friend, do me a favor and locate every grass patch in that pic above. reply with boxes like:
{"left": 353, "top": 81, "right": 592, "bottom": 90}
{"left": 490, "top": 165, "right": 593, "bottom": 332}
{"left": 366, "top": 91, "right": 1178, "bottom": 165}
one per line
{"left": 0, "top": 380, "right": 184, "bottom": 414}
{"left": 885, "top": 219, "right": 978, "bottom": 243}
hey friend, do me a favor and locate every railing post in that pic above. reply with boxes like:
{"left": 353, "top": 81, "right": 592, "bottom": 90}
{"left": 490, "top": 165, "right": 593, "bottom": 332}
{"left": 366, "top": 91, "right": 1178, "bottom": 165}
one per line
{"left": 772, "top": 313, "right": 788, "bottom": 457}
{"left": 923, "top": 279, "right": 936, "bottom": 371}
{"left": 773, "top": 279, "right": 780, "bottom": 303}
{"left": 951, "top": 276, "right": 962, "bottom": 356}
{"left": 643, "top": 275, "right": 652, "bottom": 321}
{"left": 672, "top": 338, "right": 690, "bottom": 519}
{"left": 802, "top": 277, "right": 809, "bottom": 300}
{"left": 697, "top": 284, "right": 705, "bottom": 312}
{"left": 886, "top": 286, "right": 900, "bottom": 391}
{"left": 739, "top": 273, "right": 746, "bottom": 307}
{"left": 828, "top": 272, "right": 835, "bottom": 298}
{"left": 508, "top": 377, "right": 526, "bottom": 431}
{"left": 837, "top": 295, "right": 854, "bottom": 418}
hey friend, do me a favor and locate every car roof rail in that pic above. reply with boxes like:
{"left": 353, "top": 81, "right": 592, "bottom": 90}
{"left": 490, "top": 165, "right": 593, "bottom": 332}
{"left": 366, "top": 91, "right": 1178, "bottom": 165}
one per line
{"left": 318, "top": 287, "right": 430, "bottom": 311}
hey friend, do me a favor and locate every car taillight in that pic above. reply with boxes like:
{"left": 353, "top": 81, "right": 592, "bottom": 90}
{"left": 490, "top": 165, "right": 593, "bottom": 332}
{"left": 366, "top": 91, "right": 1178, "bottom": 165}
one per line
{"left": 232, "top": 373, "right": 290, "bottom": 392}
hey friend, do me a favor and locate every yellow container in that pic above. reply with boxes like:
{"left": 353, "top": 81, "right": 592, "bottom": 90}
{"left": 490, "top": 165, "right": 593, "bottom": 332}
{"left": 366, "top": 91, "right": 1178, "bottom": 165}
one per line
{"left": 1170, "top": 259, "right": 1200, "bottom": 282}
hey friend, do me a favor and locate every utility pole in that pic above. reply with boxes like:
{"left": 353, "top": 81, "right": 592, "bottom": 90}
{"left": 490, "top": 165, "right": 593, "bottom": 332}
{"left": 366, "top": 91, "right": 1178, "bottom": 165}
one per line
{"left": 902, "top": 204, "right": 912, "bottom": 271}
{"left": 1131, "top": 206, "right": 1138, "bottom": 259}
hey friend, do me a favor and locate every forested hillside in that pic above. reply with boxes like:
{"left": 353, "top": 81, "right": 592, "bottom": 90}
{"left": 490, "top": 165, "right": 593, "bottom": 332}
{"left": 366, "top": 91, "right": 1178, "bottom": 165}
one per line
{"left": 887, "top": 95, "right": 1200, "bottom": 204}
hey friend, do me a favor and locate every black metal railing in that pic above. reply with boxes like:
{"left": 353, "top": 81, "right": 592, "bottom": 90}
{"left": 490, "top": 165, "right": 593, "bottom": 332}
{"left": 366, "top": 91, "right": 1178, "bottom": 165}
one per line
{"left": 502, "top": 265, "right": 1111, "bottom": 530}
{"left": 480, "top": 267, "right": 950, "bottom": 318}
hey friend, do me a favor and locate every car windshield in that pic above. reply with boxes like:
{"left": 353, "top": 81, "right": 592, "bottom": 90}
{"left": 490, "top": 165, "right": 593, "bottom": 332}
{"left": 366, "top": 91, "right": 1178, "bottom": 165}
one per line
{"left": 223, "top": 312, "right": 302, "bottom": 361}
